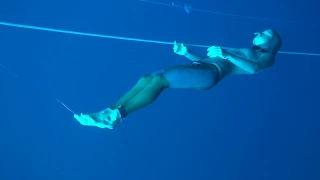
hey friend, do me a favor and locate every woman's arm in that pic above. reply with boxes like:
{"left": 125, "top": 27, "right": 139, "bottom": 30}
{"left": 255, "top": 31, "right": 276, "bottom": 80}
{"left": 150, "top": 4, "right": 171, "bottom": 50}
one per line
{"left": 226, "top": 52, "right": 274, "bottom": 74}
{"left": 184, "top": 49, "right": 206, "bottom": 61}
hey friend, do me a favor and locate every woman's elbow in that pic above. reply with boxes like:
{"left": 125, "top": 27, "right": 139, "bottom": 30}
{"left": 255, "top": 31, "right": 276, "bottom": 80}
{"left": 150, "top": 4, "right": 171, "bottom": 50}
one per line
{"left": 251, "top": 62, "right": 272, "bottom": 74}
{"left": 246, "top": 64, "right": 259, "bottom": 74}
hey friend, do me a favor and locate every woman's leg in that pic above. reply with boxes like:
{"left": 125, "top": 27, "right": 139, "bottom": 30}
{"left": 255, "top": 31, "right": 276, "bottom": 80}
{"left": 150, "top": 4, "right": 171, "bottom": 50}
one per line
{"left": 122, "top": 73, "right": 170, "bottom": 114}
{"left": 109, "top": 74, "right": 154, "bottom": 109}
{"left": 81, "top": 63, "right": 219, "bottom": 128}
{"left": 81, "top": 75, "right": 156, "bottom": 127}
{"left": 119, "top": 63, "right": 219, "bottom": 116}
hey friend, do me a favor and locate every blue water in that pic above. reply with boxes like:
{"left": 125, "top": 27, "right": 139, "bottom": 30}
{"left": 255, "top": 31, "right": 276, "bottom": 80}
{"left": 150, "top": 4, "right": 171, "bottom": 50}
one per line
{"left": 0, "top": 0, "right": 319, "bottom": 179}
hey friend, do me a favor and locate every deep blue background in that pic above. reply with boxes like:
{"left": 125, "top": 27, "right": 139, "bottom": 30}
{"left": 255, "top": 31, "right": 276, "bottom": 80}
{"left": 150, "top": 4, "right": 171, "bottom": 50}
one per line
{"left": 1, "top": 0, "right": 319, "bottom": 179}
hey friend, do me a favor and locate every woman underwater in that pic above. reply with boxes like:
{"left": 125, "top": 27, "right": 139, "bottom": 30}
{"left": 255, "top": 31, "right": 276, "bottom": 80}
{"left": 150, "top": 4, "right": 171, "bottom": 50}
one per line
{"left": 75, "top": 29, "right": 282, "bottom": 129}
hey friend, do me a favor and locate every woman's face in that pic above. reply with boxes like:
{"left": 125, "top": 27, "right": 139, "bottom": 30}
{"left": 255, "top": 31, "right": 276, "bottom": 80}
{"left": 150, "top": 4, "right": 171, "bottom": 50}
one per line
{"left": 253, "top": 30, "right": 273, "bottom": 46}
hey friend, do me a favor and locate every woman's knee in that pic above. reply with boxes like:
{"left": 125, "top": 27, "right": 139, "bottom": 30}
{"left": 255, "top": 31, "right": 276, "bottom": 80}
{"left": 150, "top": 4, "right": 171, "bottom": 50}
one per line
{"left": 151, "top": 74, "right": 170, "bottom": 88}
{"left": 137, "top": 74, "right": 154, "bottom": 86}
